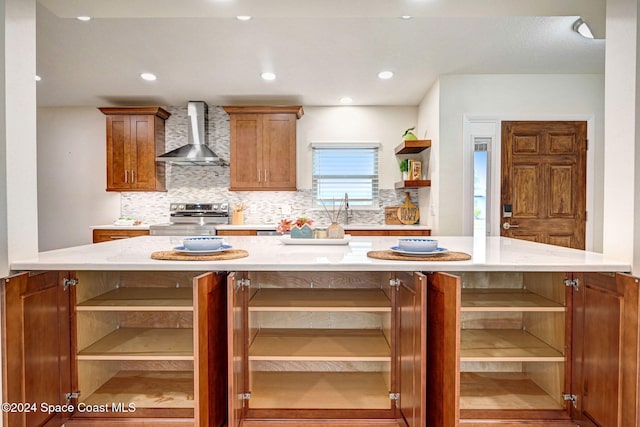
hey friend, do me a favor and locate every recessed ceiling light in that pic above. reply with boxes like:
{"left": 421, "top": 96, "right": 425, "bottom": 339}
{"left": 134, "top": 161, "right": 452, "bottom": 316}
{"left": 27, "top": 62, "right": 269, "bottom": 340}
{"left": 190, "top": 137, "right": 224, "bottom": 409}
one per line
{"left": 76, "top": 16, "right": 91, "bottom": 21}
{"left": 236, "top": 15, "right": 252, "bottom": 21}
{"left": 261, "top": 72, "right": 276, "bottom": 81}
{"left": 340, "top": 97, "right": 353, "bottom": 104}
{"left": 378, "top": 71, "right": 394, "bottom": 80}
{"left": 140, "top": 73, "right": 157, "bottom": 81}
{"left": 34, "top": 75, "right": 42, "bottom": 82}
{"left": 572, "top": 18, "right": 594, "bottom": 39}
{"left": 400, "top": 15, "right": 413, "bottom": 20}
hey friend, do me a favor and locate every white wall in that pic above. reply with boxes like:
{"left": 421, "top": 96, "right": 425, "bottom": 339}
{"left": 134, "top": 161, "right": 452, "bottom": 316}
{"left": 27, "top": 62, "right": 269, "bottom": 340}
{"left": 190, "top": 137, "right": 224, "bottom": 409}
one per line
{"left": 297, "top": 106, "right": 418, "bottom": 189}
{"left": 422, "top": 74, "right": 605, "bottom": 247}
{"left": 1, "top": 0, "right": 38, "bottom": 279}
{"left": 416, "top": 80, "right": 440, "bottom": 229}
{"left": 603, "top": 0, "right": 640, "bottom": 273}
{"left": 37, "top": 107, "right": 120, "bottom": 250}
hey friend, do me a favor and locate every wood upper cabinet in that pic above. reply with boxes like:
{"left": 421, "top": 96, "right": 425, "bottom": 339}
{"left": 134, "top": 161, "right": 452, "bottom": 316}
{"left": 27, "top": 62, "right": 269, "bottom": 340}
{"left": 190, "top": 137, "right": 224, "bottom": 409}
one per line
{"left": 224, "top": 106, "right": 303, "bottom": 191}
{"left": 2, "top": 271, "right": 74, "bottom": 427}
{"left": 99, "top": 107, "right": 171, "bottom": 192}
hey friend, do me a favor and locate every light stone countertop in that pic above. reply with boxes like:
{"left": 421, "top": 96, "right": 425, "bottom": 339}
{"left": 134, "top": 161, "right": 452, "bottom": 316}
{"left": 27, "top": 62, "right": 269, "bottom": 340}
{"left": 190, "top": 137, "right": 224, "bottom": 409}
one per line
{"left": 90, "top": 224, "right": 432, "bottom": 231}
{"left": 11, "top": 235, "right": 631, "bottom": 273}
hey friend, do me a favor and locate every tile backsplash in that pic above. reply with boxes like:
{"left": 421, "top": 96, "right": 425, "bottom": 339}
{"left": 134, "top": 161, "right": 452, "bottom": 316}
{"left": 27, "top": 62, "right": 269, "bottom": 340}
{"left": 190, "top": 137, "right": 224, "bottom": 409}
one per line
{"left": 120, "top": 105, "right": 417, "bottom": 226}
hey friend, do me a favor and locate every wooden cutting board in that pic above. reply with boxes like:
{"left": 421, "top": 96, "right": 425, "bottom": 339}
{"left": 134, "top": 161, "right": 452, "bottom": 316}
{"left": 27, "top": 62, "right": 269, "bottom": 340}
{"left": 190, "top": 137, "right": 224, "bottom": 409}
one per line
{"left": 397, "top": 192, "right": 419, "bottom": 224}
{"left": 384, "top": 206, "right": 402, "bottom": 225}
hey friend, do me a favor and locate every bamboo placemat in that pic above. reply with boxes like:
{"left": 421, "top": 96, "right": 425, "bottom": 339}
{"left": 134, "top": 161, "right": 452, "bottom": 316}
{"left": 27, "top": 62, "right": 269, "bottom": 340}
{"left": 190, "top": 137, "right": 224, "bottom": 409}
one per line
{"left": 367, "top": 250, "right": 471, "bottom": 262}
{"left": 151, "top": 249, "right": 249, "bottom": 261}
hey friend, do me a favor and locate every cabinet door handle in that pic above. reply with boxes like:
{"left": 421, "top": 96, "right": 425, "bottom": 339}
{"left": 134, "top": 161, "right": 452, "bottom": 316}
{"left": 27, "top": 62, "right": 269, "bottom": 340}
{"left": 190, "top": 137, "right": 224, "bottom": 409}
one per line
{"left": 124, "top": 170, "right": 129, "bottom": 183}
{"left": 258, "top": 169, "right": 261, "bottom": 182}
{"left": 264, "top": 169, "right": 268, "bottom": 182}
{"left": 131, "top": 170, "right": 135, "bottom": 183}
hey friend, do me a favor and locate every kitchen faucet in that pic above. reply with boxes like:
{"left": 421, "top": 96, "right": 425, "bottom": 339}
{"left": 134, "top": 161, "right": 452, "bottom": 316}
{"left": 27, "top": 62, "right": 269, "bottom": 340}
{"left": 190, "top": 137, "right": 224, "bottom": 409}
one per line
{"left": 344, "top": 192, "right": 351, "bottom": 224}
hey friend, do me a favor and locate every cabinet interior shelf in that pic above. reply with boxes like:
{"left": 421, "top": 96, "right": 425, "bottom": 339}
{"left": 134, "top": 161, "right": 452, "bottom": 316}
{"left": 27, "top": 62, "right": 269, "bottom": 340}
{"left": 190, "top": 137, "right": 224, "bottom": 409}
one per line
{"left": 249, "top": 288, "right": 391, "bottom": 312}
{"left": 249, "top": 328, "right": 391, "bottom": 361}
{"left": 461, "top": 289, "right": 564, "bottom": 312}
{"left": 394, "top": 179, "right": 431, "bottom": 189}
{"left": 81, "top": 370, "right": 195, "bottom": 409}
{"left": 78, "top": 328, "right": 194, "bottom": 361}
{"left": 460, "top": 372, "right": 564, "bottom": 410}
{"left": 77, "top": 287, "right": 194, "bottom": 311}
{"left": 250, "top": 371, "right": 391, "bottom": 409}
{"left": 394, "top": 139, "right": 431, "bottom": 154}
{"left": 461, "top": 329, "right": 564, "bottom": 362}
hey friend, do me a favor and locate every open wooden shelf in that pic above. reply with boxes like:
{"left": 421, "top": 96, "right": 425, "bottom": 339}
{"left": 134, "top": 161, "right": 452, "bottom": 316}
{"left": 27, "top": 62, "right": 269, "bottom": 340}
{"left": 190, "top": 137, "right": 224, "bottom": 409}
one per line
{"left": 394, "top": 139, "right": 431, "bottom": 155}
{"left": 461, "top": 289, "right": 564, "bottom": 312}
{"left": 394, "top": 179, "right": 431, "bottom": 189}
{"left": 81, "top": 370, "right": 195, "bottom": 408}
{"left": 461, "top": 329, "right": 564, "bottom": 362}
{"left": 78, "top": 328, "right": 194, "bottom": 360}
{"left": 250, "top": 371, "right": 391, "bottom": 409}
{"left": 460, "top": 372, "right": 564, "bottom": 410}
{"left": 77, "top": 287, "right": 194, "bottom": 311}
{"left": 249, "top": 288, "right": 391, "bottom": 312}
{"left": 249, "top": 328, "right": 391, "bottom": 361}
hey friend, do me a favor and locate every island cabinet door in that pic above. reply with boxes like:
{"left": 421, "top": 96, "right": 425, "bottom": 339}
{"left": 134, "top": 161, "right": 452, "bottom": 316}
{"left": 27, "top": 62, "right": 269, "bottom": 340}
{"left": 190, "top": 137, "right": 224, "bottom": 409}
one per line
{"left": 395, "top": 272, "right": 428, "bottom": 427}
{"left": 425, "top": 272, "right": 461, "bottom": 427}
{"left": 193, "top": 272, "right": 228, "bottom": 427}
{"left": 570, "top": 272, "right": 640, "bottom": 427}
{"left": 2, "top": 271, "right": 75, "bottom": 427}
{"left": 227, "top": 272, "right": 249, "bottom": 427}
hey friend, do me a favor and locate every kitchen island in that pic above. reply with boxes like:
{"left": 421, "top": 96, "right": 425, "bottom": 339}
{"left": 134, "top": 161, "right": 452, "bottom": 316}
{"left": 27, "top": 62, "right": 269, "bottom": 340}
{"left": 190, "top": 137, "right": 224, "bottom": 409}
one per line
{"left": 4, "top": 236, "right": 638, "bottom": 427}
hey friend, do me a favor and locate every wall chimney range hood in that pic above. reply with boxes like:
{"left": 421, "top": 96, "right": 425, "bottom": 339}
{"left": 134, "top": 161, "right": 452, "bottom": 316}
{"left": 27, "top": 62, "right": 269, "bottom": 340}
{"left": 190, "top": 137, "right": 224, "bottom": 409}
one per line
{"left": 156, "top": 101, "right": 225, "bottom": 166}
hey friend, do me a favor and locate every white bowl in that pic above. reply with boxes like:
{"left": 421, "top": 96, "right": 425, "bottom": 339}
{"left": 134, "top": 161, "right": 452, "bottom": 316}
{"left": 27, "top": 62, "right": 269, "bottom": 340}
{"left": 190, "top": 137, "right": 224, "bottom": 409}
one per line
{"left": 183, "top": 236, "right": 223, "bottom": 251}
{"left": 397, "top": 238, "right": 438, "bottom": 252}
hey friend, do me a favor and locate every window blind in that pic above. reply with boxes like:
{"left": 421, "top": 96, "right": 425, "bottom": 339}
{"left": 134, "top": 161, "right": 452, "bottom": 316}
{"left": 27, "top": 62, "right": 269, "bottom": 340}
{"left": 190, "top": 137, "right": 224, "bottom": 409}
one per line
{"left": 312, "top": 146, "right": 379, "bottom": 208}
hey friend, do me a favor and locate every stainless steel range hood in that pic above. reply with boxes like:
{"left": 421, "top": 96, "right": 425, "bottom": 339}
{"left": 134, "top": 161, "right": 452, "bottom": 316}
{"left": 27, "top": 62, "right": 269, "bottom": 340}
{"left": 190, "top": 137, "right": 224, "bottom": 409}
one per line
{"left": 156, "top": 101, "right": 225, "bottom": 166}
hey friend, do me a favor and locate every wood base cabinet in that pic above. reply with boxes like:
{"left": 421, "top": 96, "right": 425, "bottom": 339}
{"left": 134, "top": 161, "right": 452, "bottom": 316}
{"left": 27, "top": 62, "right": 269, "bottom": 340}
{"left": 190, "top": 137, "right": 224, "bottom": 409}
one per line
{"left": 443, "top": 271, "right": 640, "bottom": 427}
{"left": 226, "top": 270, "right": 442, "bottom": 427}
{"left": 2, "top": 270, "right": 227, "bottom": 427}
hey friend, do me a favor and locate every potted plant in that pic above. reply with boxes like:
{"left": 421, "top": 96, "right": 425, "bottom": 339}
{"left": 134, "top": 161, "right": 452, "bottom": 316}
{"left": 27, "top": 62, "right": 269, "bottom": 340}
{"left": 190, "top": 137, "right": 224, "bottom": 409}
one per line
{"left": 399, "top": 159, "right": 409, "bottom": 180}
{"left": 290, "top": 217, "right": 314, "bottom": 238}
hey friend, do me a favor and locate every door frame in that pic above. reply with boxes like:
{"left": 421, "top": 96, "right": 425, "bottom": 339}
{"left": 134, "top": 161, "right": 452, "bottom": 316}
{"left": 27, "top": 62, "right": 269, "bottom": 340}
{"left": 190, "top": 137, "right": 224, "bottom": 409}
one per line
{"left": 463, "top": 114, "right": 595, "bottom": 250}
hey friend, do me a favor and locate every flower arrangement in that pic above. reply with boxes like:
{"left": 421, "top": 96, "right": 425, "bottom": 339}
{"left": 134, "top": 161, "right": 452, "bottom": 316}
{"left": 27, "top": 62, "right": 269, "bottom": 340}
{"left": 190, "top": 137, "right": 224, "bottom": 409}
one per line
{"left": 295, "top": 217, "right": 314, "bottom": 227}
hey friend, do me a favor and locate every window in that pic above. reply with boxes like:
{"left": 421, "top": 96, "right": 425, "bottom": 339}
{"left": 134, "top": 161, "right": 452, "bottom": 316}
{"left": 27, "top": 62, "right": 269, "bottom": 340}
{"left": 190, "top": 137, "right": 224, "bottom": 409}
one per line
{"left": 473, "top": 137, "right": 491, "bottom": 236}
{"left": 312, "top": 143, "right": 379, "bottom": 209}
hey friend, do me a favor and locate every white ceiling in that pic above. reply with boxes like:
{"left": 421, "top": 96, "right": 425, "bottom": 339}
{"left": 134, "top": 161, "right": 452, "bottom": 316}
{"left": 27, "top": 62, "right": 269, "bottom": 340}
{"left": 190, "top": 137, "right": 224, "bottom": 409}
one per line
{"left": 36, "top": 0, "right": 606, "bottom": 107}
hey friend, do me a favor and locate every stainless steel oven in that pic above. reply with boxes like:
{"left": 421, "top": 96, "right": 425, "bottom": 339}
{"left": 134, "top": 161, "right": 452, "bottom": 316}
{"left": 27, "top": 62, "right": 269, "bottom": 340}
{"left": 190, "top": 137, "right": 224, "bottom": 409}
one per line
{"left": 149, "top": 202, "right": 229, "bottom": 236}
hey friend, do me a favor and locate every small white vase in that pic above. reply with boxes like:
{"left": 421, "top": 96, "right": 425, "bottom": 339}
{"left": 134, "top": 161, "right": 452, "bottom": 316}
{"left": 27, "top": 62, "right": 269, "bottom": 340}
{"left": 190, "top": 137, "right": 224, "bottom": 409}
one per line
{"left": 327, "top": 222, "right": 345, "bottom": 239}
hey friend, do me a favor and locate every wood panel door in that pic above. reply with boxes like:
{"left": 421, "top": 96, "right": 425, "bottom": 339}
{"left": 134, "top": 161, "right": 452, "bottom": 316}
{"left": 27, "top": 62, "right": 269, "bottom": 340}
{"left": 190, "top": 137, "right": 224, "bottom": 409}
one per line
{"left": 426, "top": 272, "right": 460, "bottom": 427}
{"left": 501, "top": 121, "right": 587, "bottom": 249}
{"left": 227, "top": 272, "right": 248, "bottom": 427}
{"left": 570, "top": 272, "right": 640, "bottom": 427}
{"left": 262, "top": 113, "right": 297, "bottom": 190}
{"left": 129, "top": 114, "right": 156, "bottom": 190}
{"left": 395, "top": 272, "right": 427, "bottom": 427}
{"left": 2, "top": 271, "right": 74, "bottom": 427}
{"left": 194, "top": 272, "right": 227, "bottom": 427}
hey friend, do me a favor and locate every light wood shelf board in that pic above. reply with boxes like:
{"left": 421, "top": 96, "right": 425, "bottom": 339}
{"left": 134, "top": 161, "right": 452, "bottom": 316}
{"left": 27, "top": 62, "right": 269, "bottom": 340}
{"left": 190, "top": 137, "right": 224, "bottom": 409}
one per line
{"left": 81, "top": 370, "right": 195, "bottom": 408}
{"left": 250, "top": 371, "right": 391, "bottom": 409}
{"left": 460, "top": 372, "right": 564, "bottom": 410}
{"left": 78, "top": 328, "right": 194, "bottom": 361}
{"left": 77, "top": 287, "right": 193, "bottom": 311}
{"left": 249, "top": 328, "right": 391, "bottom": 361}
{"left": 461, "top": 289, "right": 564, "bottom": 312}
{"left": 461, "top": 329, "right": 565, "bottom": 362}
{"left": 249, "top": 288, "right": 391, "bottom": 312}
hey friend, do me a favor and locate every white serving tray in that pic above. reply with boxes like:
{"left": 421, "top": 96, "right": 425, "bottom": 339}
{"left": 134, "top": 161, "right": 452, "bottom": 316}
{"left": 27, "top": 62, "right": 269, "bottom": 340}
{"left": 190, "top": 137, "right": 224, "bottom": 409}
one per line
{"left": 280, "top": 235, "right": 352, "bottom": 245}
